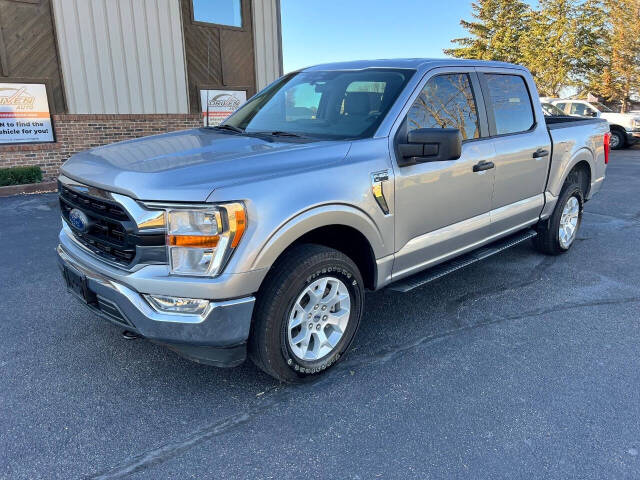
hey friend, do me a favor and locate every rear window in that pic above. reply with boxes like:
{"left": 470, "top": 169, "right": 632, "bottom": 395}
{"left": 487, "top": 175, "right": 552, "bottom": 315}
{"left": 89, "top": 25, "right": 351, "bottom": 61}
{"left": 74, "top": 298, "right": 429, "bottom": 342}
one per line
{"left": 484, "top": 74, "right": 535, "bottom": 135}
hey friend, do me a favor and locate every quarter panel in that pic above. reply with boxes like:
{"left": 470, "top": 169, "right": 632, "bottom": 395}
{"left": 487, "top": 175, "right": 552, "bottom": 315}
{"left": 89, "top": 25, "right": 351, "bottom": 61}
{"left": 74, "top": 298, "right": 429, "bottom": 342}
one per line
{"left": 547, "top": 121, "right": 608, "bottom": 198}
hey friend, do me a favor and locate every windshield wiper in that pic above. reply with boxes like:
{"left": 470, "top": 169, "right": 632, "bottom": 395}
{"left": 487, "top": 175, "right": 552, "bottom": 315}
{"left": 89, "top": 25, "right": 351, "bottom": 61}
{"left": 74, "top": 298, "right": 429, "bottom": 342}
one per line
{"left": 213, "top": 124, "right": 244, "bottom": 133}
{"left": 264, "top": 130, "right": 303, "bottom": 138}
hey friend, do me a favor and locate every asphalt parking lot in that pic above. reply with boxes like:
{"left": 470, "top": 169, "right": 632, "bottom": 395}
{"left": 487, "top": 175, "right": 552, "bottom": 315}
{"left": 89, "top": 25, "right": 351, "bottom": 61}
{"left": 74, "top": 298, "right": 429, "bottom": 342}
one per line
{"left": 1, "top": 146, "right": 639, "bottom": 479}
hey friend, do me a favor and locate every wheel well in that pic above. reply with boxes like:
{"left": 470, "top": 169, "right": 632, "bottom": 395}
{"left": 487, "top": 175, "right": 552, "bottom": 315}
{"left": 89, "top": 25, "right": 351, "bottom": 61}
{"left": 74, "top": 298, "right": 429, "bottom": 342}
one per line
{"left": 287, "top": 225, "right": 377, "bottom": 290}
{"left": 568, "top": 161, "right": 591, "bottom": 198}
{"left": 610, "top": 125, "right": 627, "bottom": 143}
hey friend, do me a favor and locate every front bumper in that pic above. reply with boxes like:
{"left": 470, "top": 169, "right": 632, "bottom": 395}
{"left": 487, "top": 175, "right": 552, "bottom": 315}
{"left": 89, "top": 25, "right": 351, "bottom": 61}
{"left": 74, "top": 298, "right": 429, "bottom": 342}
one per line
{"left": 57, "top": 244, "right": 256, "bottom": 367}
{"left": 626, "top": 130, "right": 640, "bottom": 144}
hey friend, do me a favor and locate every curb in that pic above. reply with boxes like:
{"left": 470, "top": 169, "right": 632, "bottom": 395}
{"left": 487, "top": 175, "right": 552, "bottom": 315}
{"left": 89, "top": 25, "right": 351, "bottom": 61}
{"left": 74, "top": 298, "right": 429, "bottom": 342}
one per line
{"left": 0, "top": 181, "right": 57, "bottom": 197}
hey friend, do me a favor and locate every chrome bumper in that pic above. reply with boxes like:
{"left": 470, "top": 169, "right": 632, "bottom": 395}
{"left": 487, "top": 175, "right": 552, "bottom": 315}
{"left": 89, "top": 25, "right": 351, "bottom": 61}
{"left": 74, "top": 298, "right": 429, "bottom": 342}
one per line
{"left": 57, "top": 244, "right": 256, "bottom": 367}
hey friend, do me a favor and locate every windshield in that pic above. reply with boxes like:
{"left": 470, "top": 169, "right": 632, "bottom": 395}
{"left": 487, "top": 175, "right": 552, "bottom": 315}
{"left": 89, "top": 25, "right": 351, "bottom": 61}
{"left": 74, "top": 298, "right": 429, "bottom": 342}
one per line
{"left": 542, "top": 103, "right": 565, "bottom": 116}
{"left": 222, "top": 69, "right": 414, "bottom": 140}
{"left": 591, "top": 102, "right": 613, "bottom": 112}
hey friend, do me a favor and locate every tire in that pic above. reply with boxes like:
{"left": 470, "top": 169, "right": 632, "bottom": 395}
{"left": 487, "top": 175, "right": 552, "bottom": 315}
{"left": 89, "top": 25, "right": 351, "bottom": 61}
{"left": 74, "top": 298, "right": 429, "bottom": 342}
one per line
{"left": 248, "top": 244, "right": 364, "bottom": 382}
{"left": 610, "top": 129, "right": 625, "bottom": 150}
{"left": 534, "top": 176, "right": 584, "bottom": 255}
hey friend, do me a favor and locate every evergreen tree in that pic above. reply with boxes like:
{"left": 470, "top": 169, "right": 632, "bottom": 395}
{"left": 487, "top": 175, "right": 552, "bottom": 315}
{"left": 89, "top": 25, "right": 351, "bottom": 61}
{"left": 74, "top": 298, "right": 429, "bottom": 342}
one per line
{"left": 573, "top": 0, "right": 610, "bottom": 95}
{"left": 444, "top": 0, "right": 530, "bottom": 63}
{"left": 521, "top": 0, "right": 578, "bottom": 97}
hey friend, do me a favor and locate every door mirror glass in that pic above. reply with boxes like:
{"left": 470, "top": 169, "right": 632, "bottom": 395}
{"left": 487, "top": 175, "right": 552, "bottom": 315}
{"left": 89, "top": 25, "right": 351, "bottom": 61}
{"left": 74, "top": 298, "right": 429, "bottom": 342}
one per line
{"left": 398, "top": 128, "right": 462, "bottom": 166}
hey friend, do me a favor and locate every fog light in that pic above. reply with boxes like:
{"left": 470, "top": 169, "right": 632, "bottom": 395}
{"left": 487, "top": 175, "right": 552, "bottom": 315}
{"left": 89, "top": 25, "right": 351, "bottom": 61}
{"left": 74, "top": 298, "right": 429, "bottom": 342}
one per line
{"left": 145, "top": 295, "right": 209, "bottom": 315}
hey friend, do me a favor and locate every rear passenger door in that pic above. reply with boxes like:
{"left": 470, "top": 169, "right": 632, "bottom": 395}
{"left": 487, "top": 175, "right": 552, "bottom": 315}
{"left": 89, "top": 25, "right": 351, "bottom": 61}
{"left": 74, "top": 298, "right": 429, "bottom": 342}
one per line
{"left": 477, "top": 69, "right": 551, "bottom": 235}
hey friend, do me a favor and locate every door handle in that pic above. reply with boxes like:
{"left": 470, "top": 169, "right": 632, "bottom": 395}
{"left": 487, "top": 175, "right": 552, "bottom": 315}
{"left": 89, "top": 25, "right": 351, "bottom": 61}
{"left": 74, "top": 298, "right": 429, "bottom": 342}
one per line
{"left": 473, "top": 161, "right": 495, "bottom": 172}
{"left": 533, "top": 148, "right": 549, "bottom": 158}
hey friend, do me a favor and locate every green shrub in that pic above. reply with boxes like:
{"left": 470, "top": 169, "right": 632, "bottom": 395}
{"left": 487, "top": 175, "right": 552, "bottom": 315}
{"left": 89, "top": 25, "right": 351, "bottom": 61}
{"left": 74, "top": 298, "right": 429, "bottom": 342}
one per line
{"left": 0, "top": 166, "right": 43, "bottom": 187}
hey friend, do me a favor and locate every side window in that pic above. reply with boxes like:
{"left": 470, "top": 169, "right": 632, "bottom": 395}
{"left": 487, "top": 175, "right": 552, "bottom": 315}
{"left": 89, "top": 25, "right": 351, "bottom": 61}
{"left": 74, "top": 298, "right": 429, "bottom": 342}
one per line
{"left": 555, "top": 102, "right": 567, "bottom": 113}
{"left": 407, "top": 73, "right": 480, "bottom": 140}
{"left": 569, "top": 103, "right": 589, "bottom": 116}
{"left": 285, "top": 83, "right": 322, "bottom": 121}
{"left": 484, "top": 74, "right": 535, "bottom": 135}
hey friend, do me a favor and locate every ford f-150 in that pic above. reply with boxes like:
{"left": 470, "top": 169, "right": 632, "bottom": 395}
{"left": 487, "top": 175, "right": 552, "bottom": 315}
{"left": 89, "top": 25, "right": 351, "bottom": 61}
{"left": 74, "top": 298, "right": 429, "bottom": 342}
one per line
{"left": 56, "top": 59, "right": 609, "bottom": 381}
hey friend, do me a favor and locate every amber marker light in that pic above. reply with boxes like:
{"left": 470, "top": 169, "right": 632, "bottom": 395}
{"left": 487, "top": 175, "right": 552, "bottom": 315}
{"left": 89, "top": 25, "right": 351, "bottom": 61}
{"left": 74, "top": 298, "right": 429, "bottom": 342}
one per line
{"left": 168, "top": 235, "right": 220, "bottom": 248}
{"left": 229, "top": 204, "right": 247, "bottom": 248}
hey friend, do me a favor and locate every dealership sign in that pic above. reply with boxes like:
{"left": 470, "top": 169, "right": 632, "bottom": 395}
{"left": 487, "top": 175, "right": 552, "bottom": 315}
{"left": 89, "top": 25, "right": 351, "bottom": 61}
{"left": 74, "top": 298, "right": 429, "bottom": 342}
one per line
{"left": 200, "top": 89, "right": 246, "bottom": 126}
{"left": 0, "top": 83, "right": 54, "bottom": 144}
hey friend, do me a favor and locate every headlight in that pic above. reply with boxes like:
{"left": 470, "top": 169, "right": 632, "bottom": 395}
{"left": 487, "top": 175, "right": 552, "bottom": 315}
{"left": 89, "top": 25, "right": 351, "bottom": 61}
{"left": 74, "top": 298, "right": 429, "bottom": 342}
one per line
{"left": 632, "top": 119, "right": 640, "bottom": 129}
{"left": 165, "top": 203, "right": 246, "bottom": 276}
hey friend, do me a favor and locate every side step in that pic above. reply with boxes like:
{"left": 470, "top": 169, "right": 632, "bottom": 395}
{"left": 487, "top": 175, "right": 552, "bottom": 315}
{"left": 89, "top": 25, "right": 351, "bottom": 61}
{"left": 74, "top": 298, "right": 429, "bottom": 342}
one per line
{"left": 387, "top": 229, "right": 538, "bottom": 293}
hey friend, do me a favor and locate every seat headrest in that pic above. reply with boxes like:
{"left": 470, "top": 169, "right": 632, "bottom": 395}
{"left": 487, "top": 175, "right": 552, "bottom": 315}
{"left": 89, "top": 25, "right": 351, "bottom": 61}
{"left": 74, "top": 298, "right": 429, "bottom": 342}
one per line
{"left": 344, "top": 92, "right": 371, "bottom": 116}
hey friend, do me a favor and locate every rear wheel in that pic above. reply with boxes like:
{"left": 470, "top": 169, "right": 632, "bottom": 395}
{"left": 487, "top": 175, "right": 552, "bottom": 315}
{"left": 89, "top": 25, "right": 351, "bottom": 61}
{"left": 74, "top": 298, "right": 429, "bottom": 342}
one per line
{"left": 534, "top": 177, "right": 584, "bottom": 255}
{"left": 249, "top": 244, "right": 364, "bottom": 382}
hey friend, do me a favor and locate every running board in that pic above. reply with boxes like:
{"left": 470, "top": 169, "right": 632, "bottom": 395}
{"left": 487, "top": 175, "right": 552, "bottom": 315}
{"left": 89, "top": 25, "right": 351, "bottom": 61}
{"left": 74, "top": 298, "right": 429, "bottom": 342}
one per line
{"left": 387, "top": 229, "right": 538, "bottom": 293}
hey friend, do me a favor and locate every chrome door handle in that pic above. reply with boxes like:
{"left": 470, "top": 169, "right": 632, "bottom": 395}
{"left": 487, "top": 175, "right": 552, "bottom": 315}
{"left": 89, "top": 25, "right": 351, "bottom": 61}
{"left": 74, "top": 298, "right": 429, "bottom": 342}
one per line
{"left": 473, "top": 161, "right": 495, "bottom": 172}
{"left": 533, "top": 148, "right": 549, "bottom": 158}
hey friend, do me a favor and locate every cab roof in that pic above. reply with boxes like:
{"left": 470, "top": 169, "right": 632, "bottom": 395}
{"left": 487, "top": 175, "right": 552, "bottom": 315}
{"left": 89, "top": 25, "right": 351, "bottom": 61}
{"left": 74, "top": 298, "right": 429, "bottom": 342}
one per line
{"left": 301, "top": 58, "right": 527, "bottom": 73}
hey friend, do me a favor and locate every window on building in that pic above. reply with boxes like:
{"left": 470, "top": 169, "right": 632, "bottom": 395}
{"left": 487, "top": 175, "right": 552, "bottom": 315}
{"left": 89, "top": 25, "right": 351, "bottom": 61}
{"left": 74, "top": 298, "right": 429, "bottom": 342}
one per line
{"left": 484, "top": 74, "right": 535, "bottom": 135}
{"left": 193, "top": 0, "right": 242, "bottom": 27}
{"left": 407, "top": 73, "right": 480, "bottom": 140}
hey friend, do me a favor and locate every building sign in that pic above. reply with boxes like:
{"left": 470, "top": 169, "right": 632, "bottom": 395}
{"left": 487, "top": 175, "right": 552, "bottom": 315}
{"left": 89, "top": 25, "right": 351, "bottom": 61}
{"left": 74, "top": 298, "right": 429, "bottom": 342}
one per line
{"left": 200, "top": 89, "right": 246, "bottom": 126}
{"left": 0, "top": 83, "right": 54, "bottom": 144}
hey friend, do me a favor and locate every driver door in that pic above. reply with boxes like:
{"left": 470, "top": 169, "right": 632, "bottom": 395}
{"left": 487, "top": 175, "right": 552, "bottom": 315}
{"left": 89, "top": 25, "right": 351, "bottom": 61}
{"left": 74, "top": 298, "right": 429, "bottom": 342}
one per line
{"left": 392, "top": 70, "right": 496, "bottom": 278}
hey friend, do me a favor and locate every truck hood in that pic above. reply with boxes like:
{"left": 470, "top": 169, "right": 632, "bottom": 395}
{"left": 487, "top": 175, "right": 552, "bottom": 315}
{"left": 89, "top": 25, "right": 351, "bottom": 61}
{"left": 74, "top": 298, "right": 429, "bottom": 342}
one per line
{"left": 60, "top": 128, "right": 351, "bottom": 201}
{"left": 601, "top": 112, "right": 640, "bottom": 127}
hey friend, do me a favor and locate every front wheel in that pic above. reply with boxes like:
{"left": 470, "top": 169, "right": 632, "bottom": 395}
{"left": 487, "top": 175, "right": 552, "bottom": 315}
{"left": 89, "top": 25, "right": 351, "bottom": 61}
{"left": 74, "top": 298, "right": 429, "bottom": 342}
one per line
{"left": 249, "top": 244, "right": 364, "bottom": 382}
{"left": 610, "top": 129, "right": 625, "bottom": 150}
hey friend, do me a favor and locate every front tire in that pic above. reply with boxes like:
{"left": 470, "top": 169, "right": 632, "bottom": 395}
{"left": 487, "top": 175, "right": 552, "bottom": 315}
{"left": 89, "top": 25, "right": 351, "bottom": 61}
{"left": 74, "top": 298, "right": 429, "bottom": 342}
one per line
{"left": 610, "top": 129, "right": 625, "bottom": 150}
{"left": 534, "top": 178, "right": 584, "bottom": 255}
{"left": 249, "top": 244, "right": 364, "bottom": 382}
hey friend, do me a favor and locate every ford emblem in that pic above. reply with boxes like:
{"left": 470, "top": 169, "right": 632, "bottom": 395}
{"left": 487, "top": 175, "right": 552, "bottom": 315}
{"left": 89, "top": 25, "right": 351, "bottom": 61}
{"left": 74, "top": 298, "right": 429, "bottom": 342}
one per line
{"left": 69, "top": 208, "right": 90, "bottom": 232}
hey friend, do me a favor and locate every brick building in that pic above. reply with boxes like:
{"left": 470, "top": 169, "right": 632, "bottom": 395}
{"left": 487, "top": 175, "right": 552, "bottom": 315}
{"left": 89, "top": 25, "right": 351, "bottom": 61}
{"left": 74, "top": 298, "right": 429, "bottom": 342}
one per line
{"left": 0, "top": 0, "right": 282, "bottom": 180}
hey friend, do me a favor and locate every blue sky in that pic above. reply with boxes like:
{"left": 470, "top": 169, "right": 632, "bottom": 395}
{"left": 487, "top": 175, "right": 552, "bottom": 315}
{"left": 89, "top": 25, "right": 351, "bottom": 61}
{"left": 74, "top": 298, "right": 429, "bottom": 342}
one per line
{"left": 280, "top": 0, "right": 476, "bottom": 73}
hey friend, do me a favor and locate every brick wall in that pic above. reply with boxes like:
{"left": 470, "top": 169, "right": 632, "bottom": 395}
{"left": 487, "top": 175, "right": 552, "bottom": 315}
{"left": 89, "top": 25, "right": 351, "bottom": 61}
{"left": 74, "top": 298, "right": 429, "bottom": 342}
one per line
{"left": 0, "top": 114, "right": 202, "bottom": 180}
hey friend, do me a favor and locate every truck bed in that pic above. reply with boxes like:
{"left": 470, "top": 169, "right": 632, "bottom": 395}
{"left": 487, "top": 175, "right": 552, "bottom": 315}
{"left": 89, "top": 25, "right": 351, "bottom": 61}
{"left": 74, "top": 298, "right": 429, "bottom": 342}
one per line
{"left": 545, "top": 116, "right": 609, "bottom": 201}
{"left": 545, "top": 115, "right": 607, "bottom": 130}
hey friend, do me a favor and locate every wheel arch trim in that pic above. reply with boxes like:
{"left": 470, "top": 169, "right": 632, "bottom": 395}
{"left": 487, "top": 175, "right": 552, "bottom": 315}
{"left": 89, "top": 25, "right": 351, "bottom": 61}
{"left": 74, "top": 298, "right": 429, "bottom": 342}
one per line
{"left": 548, "top": 147, "right": 595, "bottom": 198}
{"left": 249, "top": 204, "right": 386, "bottom": 273}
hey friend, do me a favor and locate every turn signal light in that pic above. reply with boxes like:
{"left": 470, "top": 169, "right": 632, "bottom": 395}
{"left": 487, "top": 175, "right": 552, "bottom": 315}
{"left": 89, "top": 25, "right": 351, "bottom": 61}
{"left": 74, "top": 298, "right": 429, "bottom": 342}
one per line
{"left": 604, "top": 132, "right": 611, "bottom": 164}
{"left": 168, "top": 235, "right": 220, "bottom": 248}
{"left": 229, "top": 205, "right": 246, "bottom": 248}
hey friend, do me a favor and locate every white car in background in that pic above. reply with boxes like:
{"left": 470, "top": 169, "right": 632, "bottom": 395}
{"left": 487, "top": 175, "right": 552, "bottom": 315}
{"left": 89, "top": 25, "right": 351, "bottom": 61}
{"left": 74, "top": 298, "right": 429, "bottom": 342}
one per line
{"left": 552, "top": 100, "right": 640, "bottom": 149}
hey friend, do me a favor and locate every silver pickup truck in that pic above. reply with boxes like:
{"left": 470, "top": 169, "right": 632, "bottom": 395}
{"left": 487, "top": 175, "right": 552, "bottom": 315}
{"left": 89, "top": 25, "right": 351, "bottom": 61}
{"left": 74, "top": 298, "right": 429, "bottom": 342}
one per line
{"left": 57, "top": 59, "right": 609, "bottom": 382}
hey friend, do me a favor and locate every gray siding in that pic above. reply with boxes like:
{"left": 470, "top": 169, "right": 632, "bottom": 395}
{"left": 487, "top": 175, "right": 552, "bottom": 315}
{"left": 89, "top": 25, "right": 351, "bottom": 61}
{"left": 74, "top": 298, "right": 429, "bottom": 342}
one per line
{"left": 52, "top": 0, "right": 189, "bottom": 114}
{"left": 252, "top": 0, "right": 283, "bottom": 91}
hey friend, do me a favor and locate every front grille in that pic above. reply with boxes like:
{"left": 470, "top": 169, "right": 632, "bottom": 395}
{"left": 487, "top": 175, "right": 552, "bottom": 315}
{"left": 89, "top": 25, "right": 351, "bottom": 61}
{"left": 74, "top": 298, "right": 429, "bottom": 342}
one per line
{"left": 59, "top": 183, "right": 137, "bottom": 266}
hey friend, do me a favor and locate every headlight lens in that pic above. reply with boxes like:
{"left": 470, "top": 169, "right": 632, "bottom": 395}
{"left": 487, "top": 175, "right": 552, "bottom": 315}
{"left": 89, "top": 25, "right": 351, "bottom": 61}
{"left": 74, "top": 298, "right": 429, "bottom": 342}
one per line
{"left": 632, "top": 119, "right": 640, "bottom": 129}
{"left": 165, "top": 203, "right": 246, "bottom": 276}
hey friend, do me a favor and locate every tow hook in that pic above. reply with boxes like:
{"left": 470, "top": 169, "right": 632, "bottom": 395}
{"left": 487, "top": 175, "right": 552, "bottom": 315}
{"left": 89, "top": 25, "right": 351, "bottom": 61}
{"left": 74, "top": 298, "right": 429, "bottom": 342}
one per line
{"left": 121, "top": 330, "right": 141, "bottom": 340}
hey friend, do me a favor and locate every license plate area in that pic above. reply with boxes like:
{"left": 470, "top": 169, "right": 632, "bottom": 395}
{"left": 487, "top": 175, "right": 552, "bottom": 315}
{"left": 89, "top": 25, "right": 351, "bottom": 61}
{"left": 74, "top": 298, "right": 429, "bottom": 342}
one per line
{"left": 63, "top": 265, "right": 97, "bottom": 305}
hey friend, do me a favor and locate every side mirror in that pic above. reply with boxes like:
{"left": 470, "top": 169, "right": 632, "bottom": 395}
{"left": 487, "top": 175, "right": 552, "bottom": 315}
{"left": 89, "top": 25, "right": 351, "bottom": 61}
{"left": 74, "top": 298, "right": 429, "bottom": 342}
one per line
{"left": 586, "top": 110, "right": 598, "bottom": 117}
{"left": 398, "top": 128, "right": 462, "bottom": 167}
